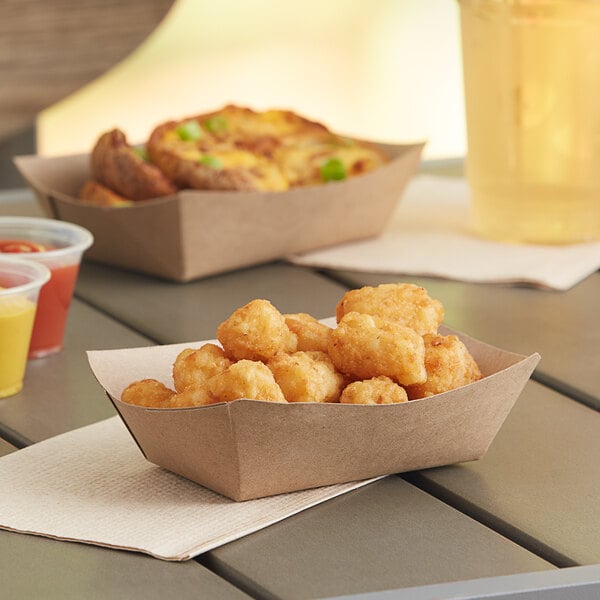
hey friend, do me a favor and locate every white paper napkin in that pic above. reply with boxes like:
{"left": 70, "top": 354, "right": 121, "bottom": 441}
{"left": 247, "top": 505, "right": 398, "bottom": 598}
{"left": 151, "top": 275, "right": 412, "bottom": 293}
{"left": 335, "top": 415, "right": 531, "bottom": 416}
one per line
{"left": 0, "top": 417, "right": 380, "bottom": 561}
{"left": 288, "top": 175, "right": 600, "bottom": 290}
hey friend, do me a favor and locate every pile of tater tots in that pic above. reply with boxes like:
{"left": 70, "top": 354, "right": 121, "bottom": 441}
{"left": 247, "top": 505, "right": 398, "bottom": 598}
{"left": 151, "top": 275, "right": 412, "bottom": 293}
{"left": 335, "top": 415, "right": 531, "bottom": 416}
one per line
{"left": 121, "top": 283, "right": 483, "bottom": 408}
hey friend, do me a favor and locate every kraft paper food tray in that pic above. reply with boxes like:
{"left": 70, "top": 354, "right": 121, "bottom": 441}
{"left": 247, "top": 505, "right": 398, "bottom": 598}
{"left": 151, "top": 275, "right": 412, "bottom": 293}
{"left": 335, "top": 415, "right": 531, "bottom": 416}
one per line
{"left": 14, "top": 141, "right": 424, "bottom": 282}
{"left": 87, "top": 323, "right": 540, "bottom": 502}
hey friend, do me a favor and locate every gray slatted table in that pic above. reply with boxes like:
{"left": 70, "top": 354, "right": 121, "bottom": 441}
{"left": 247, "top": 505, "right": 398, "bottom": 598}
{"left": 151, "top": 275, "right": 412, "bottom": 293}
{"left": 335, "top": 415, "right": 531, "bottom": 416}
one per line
{"left": 1, "top": 531, "right": 251, "bottom": 600}
{"left": 1, "top": 189, "right": 598, "bottom": 599}
{"left": 75, "top": 261, "right": 349, "bottom": 343}
{"left": 203, "top": 478, "right": 552, "bottom": 599}
{"left": 407, "top": 381, "right": 600, "bottom": 567}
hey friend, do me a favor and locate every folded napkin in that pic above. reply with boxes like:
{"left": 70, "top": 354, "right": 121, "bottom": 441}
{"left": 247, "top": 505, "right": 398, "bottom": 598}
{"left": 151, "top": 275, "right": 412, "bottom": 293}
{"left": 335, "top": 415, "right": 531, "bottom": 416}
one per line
{"left": 0, "top": 417, "right": 379, "bottom": 561}
{"left": 288, "top": 175, "right": 600, "bottom": 291}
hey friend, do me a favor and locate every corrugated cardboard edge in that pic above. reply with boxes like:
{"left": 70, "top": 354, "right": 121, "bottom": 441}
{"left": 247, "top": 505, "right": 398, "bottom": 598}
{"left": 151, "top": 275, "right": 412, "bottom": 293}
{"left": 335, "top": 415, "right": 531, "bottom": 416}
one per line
{"left": 15, "top": 141, "right": 425, "bottom": 282}
{"left": 87, "top": 325, "right": 540, "bottom": 501}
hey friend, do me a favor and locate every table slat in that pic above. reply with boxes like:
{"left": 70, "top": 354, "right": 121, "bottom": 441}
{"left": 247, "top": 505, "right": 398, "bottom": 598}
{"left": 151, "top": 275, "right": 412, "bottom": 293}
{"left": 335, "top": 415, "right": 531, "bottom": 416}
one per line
{"left": 205, "top": 477, "right": 553, "bottom": 600}
{"left": 75, "top": 261, "right": 349, "bottom": 344}
{"left": 406, "top": 380, "right": 600, "bottom": 567}
{"left": 1, "top": 529, "right": 250, "bottom": 600}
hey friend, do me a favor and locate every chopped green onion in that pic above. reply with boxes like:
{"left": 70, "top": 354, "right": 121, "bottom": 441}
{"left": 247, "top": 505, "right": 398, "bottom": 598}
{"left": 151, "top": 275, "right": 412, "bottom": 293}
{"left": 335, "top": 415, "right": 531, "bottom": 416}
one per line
{"left": 198, "top": 155, "right": 223, "bottom": 169}
{"left": 320, "top": 157, "right": 347, "bottom": 182}
{"left": 204, "top": 116, "right": 228, "bottom": 133}
{"left": 176, "top": 120, "right": 203, "bottom": 141}
{"left": 133, "top": 146, "right": 149, "bottom": 162}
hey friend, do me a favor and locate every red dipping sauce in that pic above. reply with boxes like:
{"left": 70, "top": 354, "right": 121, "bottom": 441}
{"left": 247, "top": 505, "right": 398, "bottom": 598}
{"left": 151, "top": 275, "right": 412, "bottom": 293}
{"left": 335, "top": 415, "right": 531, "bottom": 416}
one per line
{"left": 0, "top": 219, "right": 92, "bottom": 359}
{"left": 28, "top": 263, "right": 80, "bottom": 357}
{"left": 0, "top": 239, "right": 79, "bottom": 358}
{"left": 0, "top": 240, "right": 49, "bottom": 253}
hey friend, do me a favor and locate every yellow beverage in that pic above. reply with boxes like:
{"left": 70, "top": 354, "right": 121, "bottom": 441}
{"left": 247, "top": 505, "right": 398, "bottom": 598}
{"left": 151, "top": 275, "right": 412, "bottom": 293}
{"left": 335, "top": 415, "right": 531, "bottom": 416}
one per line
{"left": 0, "top": 295, "right": 36, "bottom": 398}
{"left": 458, "top": 0, "right": 600, "bottom": 244}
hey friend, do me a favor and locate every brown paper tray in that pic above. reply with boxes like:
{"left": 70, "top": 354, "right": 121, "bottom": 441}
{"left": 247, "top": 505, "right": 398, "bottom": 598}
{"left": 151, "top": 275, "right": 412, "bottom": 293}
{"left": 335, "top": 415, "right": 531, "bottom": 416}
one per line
{"left": 87, "top": 323, "right": 540, "bottom": 501}
{"left": 15, "top": 141, "right": 424, "bottom": 282}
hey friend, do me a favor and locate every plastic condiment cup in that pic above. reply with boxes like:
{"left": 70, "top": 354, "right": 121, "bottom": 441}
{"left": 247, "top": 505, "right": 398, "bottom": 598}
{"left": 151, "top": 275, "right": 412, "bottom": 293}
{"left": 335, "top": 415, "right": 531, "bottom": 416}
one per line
{"left": 0, "top": 257, "right": 50, "bottom": 398}
{"left": 0, "top": 217, "right": 93, "bottom": 358}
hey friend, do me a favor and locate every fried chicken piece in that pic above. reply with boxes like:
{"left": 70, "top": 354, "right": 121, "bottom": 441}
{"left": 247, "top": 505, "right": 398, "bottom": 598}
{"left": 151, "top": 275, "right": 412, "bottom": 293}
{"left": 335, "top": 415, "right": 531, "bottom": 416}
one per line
{"left": 217, "top": 299, "right": 297, "bottom": 362}
{"left": 268, "top": 351, "right": 345, "bottom": 403}
{"left": 91, "top": 128, "right": 178, "bottom": 200}
{"left": 405, "top": 334, "right": 483, "bottom": 400}
{"left": 208, "top": 359, "right": 286, "bottom": 403}
{"left": 79, "top": 180, "right": 133, "bottom": 207}
{"left": 336, "top": 283, "right": 444, "bottom": 336}
{"left": 340, "top": 376, "right": 408, "bottom": 405}
{"left": 328, "top": 312, "right": 426, "bottom": 386}
{"left": 121, "top": 379, "right": 175, "bottom": 408}
{"left": 172, "top": 343, "right": 232, "bottom": 393}
{"left": 283, "top": 312, "right": 330, "bottom": 353}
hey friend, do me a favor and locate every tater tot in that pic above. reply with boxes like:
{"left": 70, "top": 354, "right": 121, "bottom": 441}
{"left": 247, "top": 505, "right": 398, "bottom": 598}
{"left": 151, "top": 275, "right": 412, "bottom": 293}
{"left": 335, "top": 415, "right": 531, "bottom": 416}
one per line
{"left": 340, "top": 376, "right": 408, "bottom": 405}
{"left": 328, "top": 312, "right": 427, "bottom": 386}
{"left": 268, "top": 351, "right": 345, "bottom": 403}
{"left": 169, "top": 386, "right": 216, "bottom": 408}
{"left": 405, "top": 334, "right": 483, "bottom": 399}
{"left": 283, "top": 313, "right": 330, "bottom": 353}
{"left": 121, "top": 379, "right": 175, "bottom": 408}
{"left": 217, "top": 299, "right": 297, "bottom": 362}
{"left": 209, "top": 359, "right": 287, "bottom": 403}
{"left": 336, "top": 283, "right": 444, "bottom": 335}
{"left": 172, "top": 343, "right": 232, "bottom": 392}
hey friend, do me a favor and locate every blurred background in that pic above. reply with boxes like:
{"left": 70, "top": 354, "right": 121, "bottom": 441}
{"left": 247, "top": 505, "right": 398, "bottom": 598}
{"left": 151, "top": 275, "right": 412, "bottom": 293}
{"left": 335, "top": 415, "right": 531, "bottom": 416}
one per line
{"left": 1, "top": 0, "right": 465, "bottom": 187}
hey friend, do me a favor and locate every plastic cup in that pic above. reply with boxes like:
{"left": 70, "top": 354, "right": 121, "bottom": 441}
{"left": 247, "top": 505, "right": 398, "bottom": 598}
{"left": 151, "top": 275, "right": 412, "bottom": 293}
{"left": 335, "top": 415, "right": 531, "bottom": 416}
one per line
{"left": 0, "top": 217, "right": 93, "bottom": 358}
{"left": 0, "top": 257, "right": 50, "bottom": 397}
{"left": 457, "top": 0, "right": 600, "bottom": 244}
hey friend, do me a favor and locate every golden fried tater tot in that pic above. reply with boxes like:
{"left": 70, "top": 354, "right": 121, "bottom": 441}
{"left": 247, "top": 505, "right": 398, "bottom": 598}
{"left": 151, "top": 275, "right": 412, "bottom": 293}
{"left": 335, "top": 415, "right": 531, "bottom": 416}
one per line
{"left": 328, "top": 312, "right": 426, "bottom": 386}
{"left": 268, "top": 351, "right": 345, "bottom": 403}
{"left": 121, "top": 379, "right": 175, "bottom": 408}
{"left": 217, "top": 299, "right": 297, "bottom": 362}
{"left": 172, "top": 343, "right": 232, "bottom": 392}
{"left": 340, "top": 376, "right": 408, "bottom": 405}
{"left": 405, "top": 334, "right": 482, "bottom": 400}
{"left": 283, "top": 313, "right": 330, "bottom": 353}
{"left": 209, "top": 359, "right": 287, "bottom": 403}
{"left": 336, "top": 283, "right": 444, "bottom": 335}
{"left": 169, "top": 386, "right": 216, "bottom": 408}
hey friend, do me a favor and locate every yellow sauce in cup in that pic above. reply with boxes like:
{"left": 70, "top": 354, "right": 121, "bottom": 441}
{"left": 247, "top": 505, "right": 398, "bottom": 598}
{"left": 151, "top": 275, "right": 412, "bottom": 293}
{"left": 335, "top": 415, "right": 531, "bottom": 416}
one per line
{"left": 0, "top": 292, "right": 36, "bottom": 398}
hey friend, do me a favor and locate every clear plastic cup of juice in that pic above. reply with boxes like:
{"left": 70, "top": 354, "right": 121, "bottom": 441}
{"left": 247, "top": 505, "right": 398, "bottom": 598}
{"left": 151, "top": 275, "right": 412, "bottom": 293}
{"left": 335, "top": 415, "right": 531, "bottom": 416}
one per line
{"left": 0, "top": 257, "right": 50, "bottom": 397}
{"left": 0, "top": 217, "right": 93, "bottom": 359}
{"left": 457, "top": 0, "right": 600, "bottom": 244}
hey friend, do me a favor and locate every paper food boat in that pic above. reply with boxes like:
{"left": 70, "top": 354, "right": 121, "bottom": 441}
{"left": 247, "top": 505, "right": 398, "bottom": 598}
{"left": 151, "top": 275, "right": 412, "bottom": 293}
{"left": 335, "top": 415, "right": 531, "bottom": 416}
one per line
{"left": 88, "top": 324, "right": 540, "bottom": 502}
{"left": 15, "top": 141, "right": 423, "bottom": 282}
